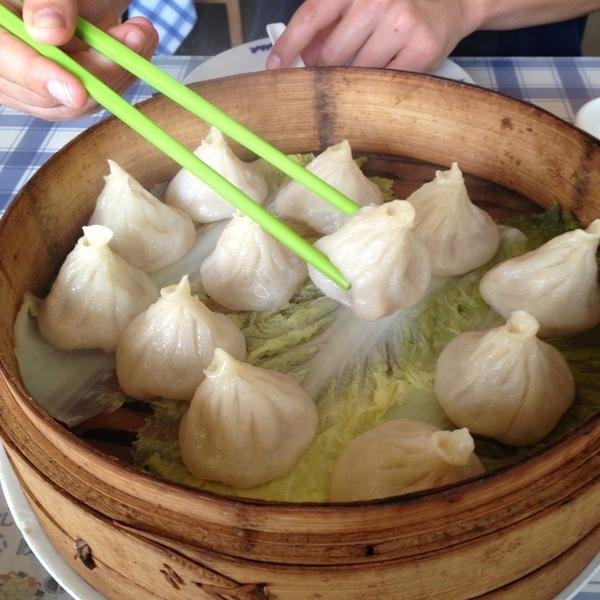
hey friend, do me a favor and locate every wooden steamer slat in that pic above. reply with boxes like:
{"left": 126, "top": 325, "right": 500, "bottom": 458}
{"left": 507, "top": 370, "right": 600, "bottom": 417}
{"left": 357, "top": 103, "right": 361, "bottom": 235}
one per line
{"left": 478, "top": 526, "right": 600, "bottom": 599}
{"left": 7, "top": 445, "right": 600, "bottom": 599}
{"left": 1, "top": 359, "right": 599, "bottom": 563}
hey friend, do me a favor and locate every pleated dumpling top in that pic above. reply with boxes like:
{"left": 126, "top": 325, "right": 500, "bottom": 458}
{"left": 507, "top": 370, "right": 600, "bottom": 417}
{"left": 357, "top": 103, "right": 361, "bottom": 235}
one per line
{"left": 89, "top": 160, "right": 196, "bottom": 273}
{"left": 37, "top": 225, "right": 158, "bottom": 352}
{"left": 407, "top": 162, "right": 500, "bottom": 276}
{"left": 274, "top": 140, "right": 383, "bottom": 234}
{"left": 480, "top": 219, "right": 600, "bottom": 337}
{"left": 116, "top": 276, "right": 246, "bottom": 401}
{"left": 434, "top": 311, "right": 575, "bottom": 446}
{"left": 179, "top": 349, "right": 318, "bottom": 489}
{"left": 165, "top": 127, "right": 267, "bottom": 223}
{"left": 308, "top": 200, "right": 431, "bottom": 320}
{"left": 330, "top": 419, "right": 484, "bottom": 502}
{"left": 201, "top": 213, "right": 308, "bottom": 311}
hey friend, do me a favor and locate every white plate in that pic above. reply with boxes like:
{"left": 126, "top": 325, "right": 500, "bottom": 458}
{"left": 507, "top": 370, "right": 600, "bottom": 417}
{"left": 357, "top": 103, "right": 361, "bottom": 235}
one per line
{"left": 575, "top": 97, "right": 600, "bottom": 139}
{"left": 557, "top": 551, "right": 600, "bottom": 600}
{"left": 1, "top": 441, "right": 598, "bottom": 600}
{"left": 183, "top": 37, "right": 476, "bottom": 85}
{"left": 0, "top": 444, "right": 105, "bottom": 600}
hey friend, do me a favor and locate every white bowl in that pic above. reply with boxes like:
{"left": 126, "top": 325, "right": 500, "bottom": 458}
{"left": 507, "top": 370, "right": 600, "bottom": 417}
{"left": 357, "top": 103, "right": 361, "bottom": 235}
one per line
{"left": 575, "top": 97, "right": 600, "bottom": 139}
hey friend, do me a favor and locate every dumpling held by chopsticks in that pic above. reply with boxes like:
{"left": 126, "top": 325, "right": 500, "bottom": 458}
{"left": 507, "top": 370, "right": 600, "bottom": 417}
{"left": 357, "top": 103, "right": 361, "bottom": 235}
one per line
{"left": 308, "top": 200, "right": 431, "bottom": 320}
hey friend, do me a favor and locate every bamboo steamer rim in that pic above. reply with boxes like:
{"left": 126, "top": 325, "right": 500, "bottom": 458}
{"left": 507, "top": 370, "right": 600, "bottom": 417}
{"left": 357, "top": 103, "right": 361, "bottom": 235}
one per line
{"left": 0, "top": 67, "right": 599, "bottom": 520}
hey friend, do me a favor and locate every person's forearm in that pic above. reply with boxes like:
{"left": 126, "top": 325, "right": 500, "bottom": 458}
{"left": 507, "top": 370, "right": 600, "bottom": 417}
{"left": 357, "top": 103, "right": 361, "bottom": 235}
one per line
{"left": 472, "top": 0, "right": 600, "bottom": 30}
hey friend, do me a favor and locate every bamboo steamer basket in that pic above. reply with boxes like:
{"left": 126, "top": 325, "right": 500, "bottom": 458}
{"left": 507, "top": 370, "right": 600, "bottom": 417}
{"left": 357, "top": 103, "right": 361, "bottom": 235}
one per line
{"left": 0, "top": 69, "right": 599, "bottom": 600}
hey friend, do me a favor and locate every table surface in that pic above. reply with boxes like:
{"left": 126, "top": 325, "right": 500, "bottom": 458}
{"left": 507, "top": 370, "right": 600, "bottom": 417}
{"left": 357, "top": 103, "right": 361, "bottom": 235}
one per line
{"left": 0, "top": 56, "right": 599, "bottom": 599}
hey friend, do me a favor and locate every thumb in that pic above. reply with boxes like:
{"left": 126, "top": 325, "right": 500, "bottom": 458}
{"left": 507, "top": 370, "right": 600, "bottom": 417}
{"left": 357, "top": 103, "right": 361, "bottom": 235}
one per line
{"left": 22, "top": 0, "right": 77, "bottom": 45}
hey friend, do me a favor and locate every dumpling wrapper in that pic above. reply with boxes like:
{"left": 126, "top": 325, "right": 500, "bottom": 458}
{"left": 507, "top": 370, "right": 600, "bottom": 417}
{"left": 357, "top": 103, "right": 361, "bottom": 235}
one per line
{"left": 434, "top": 311, "right": 575, "bottom": 446}
{"left": 179, "top": 348, "right": 318, "bottom": 488}
{"left": 37, "top": 225, "right": 158, "bottom": 352}
{"left": 479, "top": 219, "right": 600, "bottom": 336}
{"left": 89, "top": 160, "right": 196, "bottom": 272}
{"left": 165, "top": 127, "right": 267, "bottom": 223}
{"left": 201, "top": 213, "right": 308, "bottom": 311}
{"left": 330, "top": 419, "right": 484, "bottom": 502}
{"left": 116, "top": 276, "right": 246, "bottom": 401}
{"left": 274, "top": 140, "right": 383, "bottom": 234}
{"left": 308, "top": 201, "right": 431, "bottom": 320}
{"left": 407, "top": 162, "right": 500, "bottom": 276}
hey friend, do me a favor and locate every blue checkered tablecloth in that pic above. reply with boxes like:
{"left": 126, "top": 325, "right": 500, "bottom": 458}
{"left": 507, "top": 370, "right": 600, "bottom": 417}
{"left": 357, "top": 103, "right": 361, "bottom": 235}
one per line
{"left": 0, "top": 56, "right": 599, "bottom": 599}
{"left": 0, "top": 56, "right": 193, "bottom": 216}
{"left": 129, "top": 0, "right": 197, "bottom": 54}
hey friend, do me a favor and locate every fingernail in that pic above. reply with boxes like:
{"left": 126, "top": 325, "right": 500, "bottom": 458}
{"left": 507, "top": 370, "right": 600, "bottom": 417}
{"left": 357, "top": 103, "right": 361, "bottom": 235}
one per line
{"left": 266, "top": 53, "right": 281, "bottom": 69}
{"left": 33, "top": 7, "right": 65, "bottom": 29}
{"left": 125, "top": 30, "right": 145, "bottom": 52}
{"left": 47, "top": 80, "right": 75, "bottom": 107}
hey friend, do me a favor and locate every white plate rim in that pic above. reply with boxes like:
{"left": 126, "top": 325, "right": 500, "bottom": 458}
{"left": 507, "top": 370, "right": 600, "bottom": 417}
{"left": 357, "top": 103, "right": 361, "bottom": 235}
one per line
{"left": 0, "top": 444, "right": 105, "bottom": 600}
{"left": 183, "top": 37, "right": 476, "bottom": 85}
{"left": 574, "top": 97, "right": 600, "bottom": 139}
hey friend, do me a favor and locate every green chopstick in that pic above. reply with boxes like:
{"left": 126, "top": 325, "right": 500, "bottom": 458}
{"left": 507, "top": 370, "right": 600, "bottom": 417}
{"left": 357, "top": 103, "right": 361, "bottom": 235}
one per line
{"left": 74, "top": 17, "right": 360, "bottom": 218}
{"left": 0, "top": 5, "right": 350, "bottom": 290}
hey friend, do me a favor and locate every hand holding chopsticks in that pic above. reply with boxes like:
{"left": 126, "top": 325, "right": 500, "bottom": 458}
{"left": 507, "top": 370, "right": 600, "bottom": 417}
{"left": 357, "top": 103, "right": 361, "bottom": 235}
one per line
{"left": 0, "top": 3, "right": 359, "bottom": 289}
{"left": 0, "top": 0, "right": 158, "bottom": 119}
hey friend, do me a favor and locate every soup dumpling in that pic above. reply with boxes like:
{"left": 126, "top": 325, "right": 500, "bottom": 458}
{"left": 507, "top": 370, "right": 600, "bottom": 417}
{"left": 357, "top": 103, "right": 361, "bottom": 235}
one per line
{"left": 479, "top": 220, "right": 600, "bottom": 337}
{"left": 308, "top": 201, "right": 431, "bottom": 320}
{"left": 116, "top": 276, "right": 246, "bottom": 401}
{"left": 89, "top": 160, "right": 196, "bottom": 272}
{"left": 274, "top": 140, "right": 383, "bottom": 234}
{"left": 165, "top": 127, "right": 267, "bottom": 223}
{"left": 407, "top": 163, "right": 500, "bottom": 276}
{"left": 330, "top": 419, "right": 484, "bottom": 502}
{"left": 37, "top": 225, "right": 158, "bottom": 352}
{"left": 201, "top": 213, "right": 308, "bottom": 311}
{"left": 434, "top": 311, "right": 575, "bottom": 446}
{"left": 179, "top": 349, "right": 318, "bottom": 488}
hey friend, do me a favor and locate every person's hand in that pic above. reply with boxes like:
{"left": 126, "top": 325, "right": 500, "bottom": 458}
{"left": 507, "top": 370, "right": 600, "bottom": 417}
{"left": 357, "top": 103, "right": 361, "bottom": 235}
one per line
{"left": 0, "top": 0, "right": 158, "bottom": 120}
{"left": 267, "top": 0, "right": 482, "bottom": 72}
